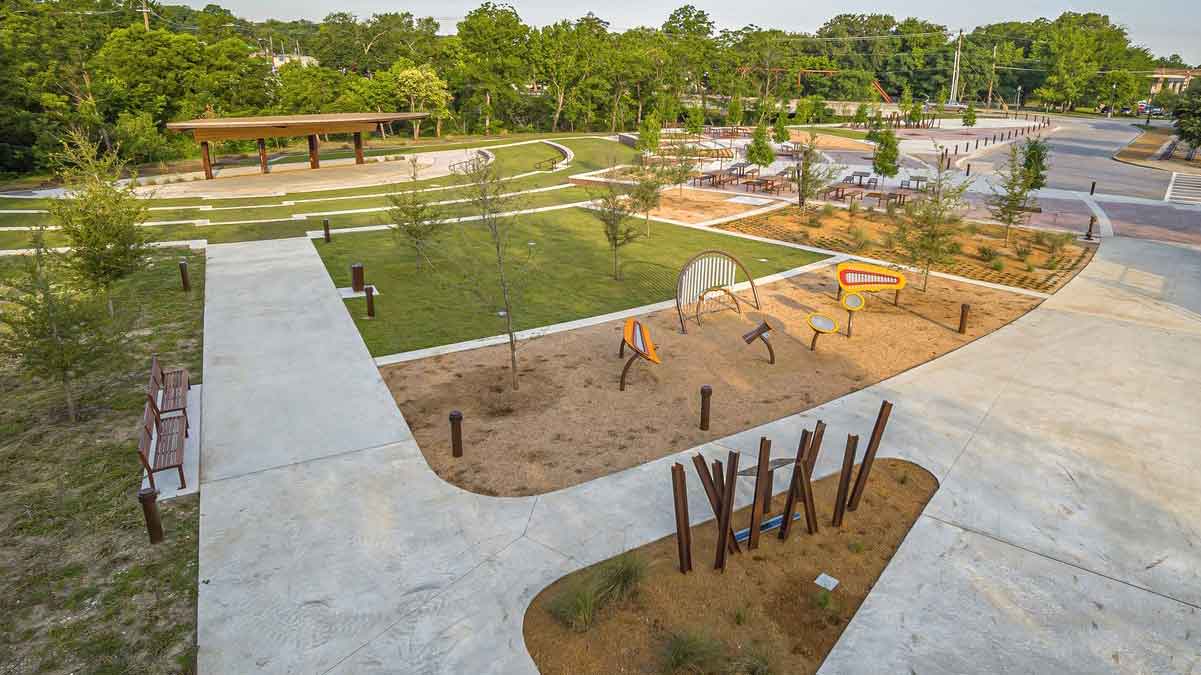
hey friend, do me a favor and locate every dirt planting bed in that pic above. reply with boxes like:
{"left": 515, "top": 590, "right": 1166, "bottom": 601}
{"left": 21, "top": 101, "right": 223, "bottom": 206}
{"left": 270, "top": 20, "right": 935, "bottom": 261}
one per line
{"left": 724, "top": 206, "right": 1094, "bottom": 293}
{"left": 524, "top": 458, "right": 938, "bottom": 675}
{"left": 648, "top": 187, "right": 781, "bottom": 223}
{"left": 383, "top": 268, "right": 1039, "bottom": 496}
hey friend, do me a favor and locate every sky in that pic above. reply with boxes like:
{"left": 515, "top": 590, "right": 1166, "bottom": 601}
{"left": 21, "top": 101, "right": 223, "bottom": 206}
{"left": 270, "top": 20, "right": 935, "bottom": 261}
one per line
{"left": 189, "top": 0, "right": 1201, "bottom": 65}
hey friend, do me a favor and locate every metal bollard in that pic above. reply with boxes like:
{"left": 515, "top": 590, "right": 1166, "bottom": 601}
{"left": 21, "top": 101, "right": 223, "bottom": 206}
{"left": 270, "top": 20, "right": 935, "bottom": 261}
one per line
{"left": 1090, "top": 181, "right": 1097, "bottom": 196}
{"left": 351, "top": 263, "right": 364, "bottom": 292}
{"left": 700, "top": 385, "right": 712, "bottom": 431}
{"left": 1085, "top": 216, "right": 1096, "bottom": 241}
{"left": 449, "top": 410, "right": 463, "bottom": 457}
{"left": 323, "top": 218, "right": 332, "bottom": 243}
{"left": 178, "top": 258, "right": 191, "bottom": 292}
{"left": 958, "top": 303, "right": 971, "bottom": 335}
{"left": 966, "top": 163, "right": 971, "bottom": 177}
{"left": 975, "top": 139, "right": 979, "bottom": 150}
{"left": 138, "top": 487, "right": 163, "bottom": 545}
{"left": 365, "top": 285, "right": 375, "bottom": 317}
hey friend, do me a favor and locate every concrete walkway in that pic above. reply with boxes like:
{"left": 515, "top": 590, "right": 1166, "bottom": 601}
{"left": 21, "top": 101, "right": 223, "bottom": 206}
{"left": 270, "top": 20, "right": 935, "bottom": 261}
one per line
{"left": 196, "top": 235, "right": 1201, "bottom": 673}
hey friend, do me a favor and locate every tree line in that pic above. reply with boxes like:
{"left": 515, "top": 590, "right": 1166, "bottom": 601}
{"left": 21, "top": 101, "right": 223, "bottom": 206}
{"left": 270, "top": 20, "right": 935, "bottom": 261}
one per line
{"left": 1, "top": 0, "right": 1194, "bottom": 175}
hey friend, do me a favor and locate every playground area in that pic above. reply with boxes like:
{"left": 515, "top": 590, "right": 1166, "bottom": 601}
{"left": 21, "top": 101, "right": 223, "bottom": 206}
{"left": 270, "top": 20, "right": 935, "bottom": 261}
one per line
{"left": 384, "top": 266, "right": 1039, "bottom": 496}
{"left": 723, "top": 206, "right": 1095, "bottom": 293}
{"left": 524, "top": 458, "right": 937, "bottom": 675}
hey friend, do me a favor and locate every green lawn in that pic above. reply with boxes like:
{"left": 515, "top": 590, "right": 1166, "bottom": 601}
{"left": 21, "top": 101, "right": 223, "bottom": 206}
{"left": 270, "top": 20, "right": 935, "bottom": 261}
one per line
{"left": 0, "top": 248, "right": 205, "bottom": 672}
{"left": 317, "top": 208, "right": 826, "bottom": 355}
{"left": 0, "top": 137, "right": 638, "bottom": 250}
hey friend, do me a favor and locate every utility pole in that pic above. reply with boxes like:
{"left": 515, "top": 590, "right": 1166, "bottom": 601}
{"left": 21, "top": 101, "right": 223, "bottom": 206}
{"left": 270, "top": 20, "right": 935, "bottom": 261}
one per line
{"left": 985, "top": 44, "right": 997, "bottom": 110}
{"left": 1107, "top": 83, "right": 1115, "bottom": 118}
{"left": 141, "top": 0, "right": 150, "bottom": 30}
{"left": 948, "top": 29, "right": 964, "bottom": 105}
{"left": 1015, "top": 84, "right": 1022, "bottom": 111}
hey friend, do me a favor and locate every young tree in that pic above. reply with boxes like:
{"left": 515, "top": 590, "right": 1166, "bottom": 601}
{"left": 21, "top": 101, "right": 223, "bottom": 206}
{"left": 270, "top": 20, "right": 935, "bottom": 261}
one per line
{"left": 727, "top": 96, "right": 744, "bottom": 127}
{"left": 659, "top": 143, "right": 698, "bottom": 196}
{"left": 589, "top": 180, "right": 642, "bottom": 279}
{"left": 388, "top": 161, "right": 445, "bottom": 271}
{"left": 1172, "top": 87, "right": 1201, "bottom": 161}
{"left": 443, "top": 160, "right": 536, "bottom": 390}
{"left": 746, "top": 123, "right": 775, "bottom": 171}
{"left": 962, "top": 102, "right": 977, "bottom": 127}
{"left": 895, "top": 164, "right": 970, "bottom": 290}
{"left": 852, "top": 103, "right": 869, "bottom": 129}
{"left": 772, "top": 112, "right": 791, "bottom": 144}
{"left": 1021, "top": 137, "right": 1049, "bottom": 190}
{"left": 629, "top": 173, "right": 663, "bottom": 237}
{"left": 49, "top": 129, "right": 148, "bottom": 317}
{"left": 988, "top": 144, "right": 1035, "bottom": 245}
{"left": 793, "top": 133, "right": 842, "bottom": 211}
{"left": 0, "top": 232, "right": 124, "bottom": 422}
{"left": 872, "top": 128, "right": 900, "bottom": 179}
{"left": 684, "top": 105, "right": 704, "bottom": 136}
{"left": 866, "top": 107, "right": 885, "bottom": 142}
{"left": 636, "top": 112, "right": 661, "bottom": 159}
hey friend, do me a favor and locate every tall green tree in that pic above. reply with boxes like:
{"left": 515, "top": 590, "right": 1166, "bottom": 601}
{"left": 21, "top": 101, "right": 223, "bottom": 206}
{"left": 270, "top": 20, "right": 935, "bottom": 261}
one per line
{"left": 1021, "top": 138, "right": 1049, "bottom": 190}
{"left": 727, "top": 96, "right": 744, "bottom": 127}
{"left": 530, "top": 15, "right": 606, "bottom": 131}
{"left": 872, "top": 129, "right": 900, "bottom": 179}
{"left": 772, "top": 112, "right": 791, "bottom": 144}
{"left": 636, "top": 113, "right": 661, "bottom": 158}
{"left": 457, "top": 3, "right": 529, "bottom": 133}
{"left": 1173, "top": 88, "right": 1201, "bottom": 161}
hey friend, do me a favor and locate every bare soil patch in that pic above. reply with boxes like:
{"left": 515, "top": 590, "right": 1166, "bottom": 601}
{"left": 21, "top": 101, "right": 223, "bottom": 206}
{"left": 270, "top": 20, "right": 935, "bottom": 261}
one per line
{"left": 724, "top": 206, "right": 1094, "bottom": 293}
{"left": 648, "top": 187, "right": 775, "bottom": 223}
{"left": 384, "top": 269, "right": 1038, "bottom": 496}
{"left": 789, "top": 131, "right": 872, "bottom": 151}
{"left": 524, "top": 458, "right": 938, "bottom": 675}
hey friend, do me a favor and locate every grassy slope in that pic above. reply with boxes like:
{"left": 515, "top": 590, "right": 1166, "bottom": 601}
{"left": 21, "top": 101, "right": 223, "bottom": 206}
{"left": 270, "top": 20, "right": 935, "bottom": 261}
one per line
{"left": 0, "top": 138, "right": 636, "bottom": 250}
{"left": 318, "top": 208, "right": 826, "bottom": 355}
{"left": 0, "top": 249, "right": 205, "bottom": 673}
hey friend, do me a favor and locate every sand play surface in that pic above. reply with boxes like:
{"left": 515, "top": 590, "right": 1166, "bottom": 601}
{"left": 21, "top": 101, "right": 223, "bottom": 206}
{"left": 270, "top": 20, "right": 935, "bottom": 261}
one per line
{"left": 384, "top": 267, "right": 1040, "bottom": 496}
{"left": 647, "top": 187, "right": 780, "bottom": 223}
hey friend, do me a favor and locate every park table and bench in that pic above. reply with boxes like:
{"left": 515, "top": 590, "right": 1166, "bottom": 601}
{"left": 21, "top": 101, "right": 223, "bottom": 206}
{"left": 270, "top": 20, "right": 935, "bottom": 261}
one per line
{"left": 137, "top": 355, "right": 191, "bottom": 491}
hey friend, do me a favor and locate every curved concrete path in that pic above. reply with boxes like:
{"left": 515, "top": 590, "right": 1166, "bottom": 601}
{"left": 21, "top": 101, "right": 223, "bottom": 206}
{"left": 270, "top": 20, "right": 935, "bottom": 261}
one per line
{"left": 197, "top": 234, "right": 1201, "bottom": 673}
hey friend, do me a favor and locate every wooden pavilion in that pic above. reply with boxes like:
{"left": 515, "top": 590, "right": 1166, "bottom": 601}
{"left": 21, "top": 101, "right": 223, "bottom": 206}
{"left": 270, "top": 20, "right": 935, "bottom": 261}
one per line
{"left": 166, "top": 112, "right": 429, "bottom": 180}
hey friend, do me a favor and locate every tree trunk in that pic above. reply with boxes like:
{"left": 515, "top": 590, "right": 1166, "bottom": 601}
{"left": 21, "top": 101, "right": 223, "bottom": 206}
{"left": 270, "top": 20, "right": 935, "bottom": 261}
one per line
{"left": 612, "top": 245, "right": 620, "bottom": 279}
{"left": 484, "top": 91, "right": 492, "bottom": 134}
{"left": 552, "top": 90, "right": 565, "bottom": 132}
{"left": 436, "top": 118, "right": 443, "bottom": 138}
{"left": 412, "top": 119, "right": 421, "bottom": 140}
{"left": 922, "top": 265, "right": 931, "bottom": 291}
{"left": 62, "top": 372, "right": 77, "bottom": 422}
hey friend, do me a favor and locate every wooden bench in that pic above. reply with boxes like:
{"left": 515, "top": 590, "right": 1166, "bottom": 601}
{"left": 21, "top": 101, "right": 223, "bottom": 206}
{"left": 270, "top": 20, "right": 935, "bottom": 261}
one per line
{"left": 147, "top": 355, "right": 189, "bottom": 436}
{"left": 138, "top": 402, "right": 187, "bottom": 491}
{"left": 618, "top": 318, "right": 661, "bottom": 390}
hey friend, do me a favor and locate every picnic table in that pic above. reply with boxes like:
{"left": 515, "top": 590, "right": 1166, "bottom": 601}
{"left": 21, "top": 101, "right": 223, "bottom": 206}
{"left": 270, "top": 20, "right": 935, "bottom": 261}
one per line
{"left": 691, "top": 171, "right": 719, "bottom": 187}
{"left": 821, "top": 184, "right": 848, "bottom": 201}
{"left": 742, "top": 177, "right": 768, "bottom": 192}
{"left": 851, "top": 171, "right": 872, "bottom": 186}
{"left": 905, "top": 175, "right": 929, "bottom": 191}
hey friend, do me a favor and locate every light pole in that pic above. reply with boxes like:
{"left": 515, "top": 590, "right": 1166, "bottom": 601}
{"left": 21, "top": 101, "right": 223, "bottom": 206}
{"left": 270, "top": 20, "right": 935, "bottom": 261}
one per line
{"left": 1107, "top": 83, "right": 1115, "bottom": 118}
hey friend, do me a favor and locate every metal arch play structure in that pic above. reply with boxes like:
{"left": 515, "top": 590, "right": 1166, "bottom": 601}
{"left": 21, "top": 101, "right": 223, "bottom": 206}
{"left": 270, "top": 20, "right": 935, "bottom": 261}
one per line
{"left": 675, "top": 250, "right": 761, "bottom": 333}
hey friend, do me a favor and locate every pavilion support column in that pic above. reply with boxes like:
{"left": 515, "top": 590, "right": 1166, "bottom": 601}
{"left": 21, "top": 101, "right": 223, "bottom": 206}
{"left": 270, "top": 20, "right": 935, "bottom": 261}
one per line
{"left": 353, "top": 132, "right": 365, "bottom": 165}
{"left": 200, "top": 141, "right": 213, "bottom": 180}
{"left": 257, "top": 138, "right": 269, "bottom": 174}
{"left": 308, "top": 134, "right": 320, "bottom": 169}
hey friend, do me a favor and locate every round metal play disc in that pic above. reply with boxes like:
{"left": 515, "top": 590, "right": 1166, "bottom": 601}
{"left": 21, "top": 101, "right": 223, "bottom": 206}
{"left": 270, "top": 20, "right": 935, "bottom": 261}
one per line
{"left": 841, "top": 292, "right": 866, "bottom": 312}
{"left": 808, "top": 313, "right": 838, "bottom": 333}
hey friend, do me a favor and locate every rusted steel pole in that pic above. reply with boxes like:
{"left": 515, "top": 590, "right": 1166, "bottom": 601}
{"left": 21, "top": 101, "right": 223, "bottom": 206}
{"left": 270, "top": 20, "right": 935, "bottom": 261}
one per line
{"left": 747, "top": 437, "right": 772, "bottom": 550}
{"left": 848, "top": 400, "right": 894, "bottom": 512}
{"left": 671, "top": 463, "right": 693, "bottom": 573}
{"left": 714, "top": 451, "right": 739, "bottom": 571}
{"left": 449, "top": 410, "right": 463, "bottom": 457}
{"left": 365, "top": 285, "right": 375, "bottom": 318}
{"left": 322, "top": 218, "right": 331, "bottom": 243}
{"left": 138, "top": 487, "right": 163, "bottom": 545}
{"left": 351, "top": 263, "right": 365, "bottom": 292}
{"left": 699, "top": 385, "right": 712, "bottom": 431}
{"left": 178, "top": 258, "right": 190, "bottom": 292}
{"left": 958, "top": 303, "right": 971, "bottom": 335}
{"left": 692, "top": 454, "right": 740, "bottom": 555}
{"left": 832, "top": 434, "right": 859, "bottom": 527}
{"left": 778, "top": 429, "right": 810, "bottom": 541}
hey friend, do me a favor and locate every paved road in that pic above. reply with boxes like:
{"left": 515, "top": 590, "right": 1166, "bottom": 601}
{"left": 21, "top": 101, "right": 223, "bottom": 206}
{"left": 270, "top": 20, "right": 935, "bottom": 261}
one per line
{"left": 196, "top": 233, "right": 1201, "bottom": 673}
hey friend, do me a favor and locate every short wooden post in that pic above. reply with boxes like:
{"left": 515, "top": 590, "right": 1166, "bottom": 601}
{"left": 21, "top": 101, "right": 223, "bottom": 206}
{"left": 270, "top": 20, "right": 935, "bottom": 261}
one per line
{"left": 178, "top": 258, "right": 191, "bottom": 292}
{"left": 365, "top": 285, "right": 375, "bottom": 318}
{"left": 257, "top": 138, "right": 269, "bottom": 174}
{"left": 449, "top": 410, "right": 463, "bottom": 457}
{"left": 671, "top": 463, "right": 693, "bottom": 573}
{"left": 848, "top": 400, "right": 893, "bottom": 512}
{"left": 958, "top": 303, "right": 971, "bottom": 335}
{"left": 832, "top": 435, "right": 858, "bottom": 527}
{"left": 747, "top": 437, "right": 772, "bottom": 550}
{"left": 138, "top": 487, "right": 163, "bottom": 545}
{"left": 699, "top": 385, "right": 712, "bottom": 431}
{"left": 351, "top": 263, "right": 365, "bottom": 292}
{"left": 322, "top": 218, "right": 331, "bottom": 243}
{"left": 200, "top": 141, "right": 213, "bottom": 180}
{"left": 353, "top": 132, "right": 365, "bottom": 165}
{"left": 714, "top": 451, "right": 739, "bottom": 571}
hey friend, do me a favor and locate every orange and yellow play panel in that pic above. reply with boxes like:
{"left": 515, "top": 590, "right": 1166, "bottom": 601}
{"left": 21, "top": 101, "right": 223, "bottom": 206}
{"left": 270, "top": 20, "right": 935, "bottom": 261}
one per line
{"left": 836, "top": 261, "right": 907, "bottom": 293}
{"left": 619, "top": 318, "right": 660, "bottom": 390}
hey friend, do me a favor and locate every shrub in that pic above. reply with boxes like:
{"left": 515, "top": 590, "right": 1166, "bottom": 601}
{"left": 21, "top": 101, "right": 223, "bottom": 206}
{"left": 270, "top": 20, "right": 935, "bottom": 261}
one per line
{"left": 977, "top": 245, "right": 999, "bottom": 262}
{"left": 807, "top": 212, "right": 823, "bottom": 228}
{"left": 1048, "top": 232, "right": 1074, "bottom": 255}
{"left": 848, "top": 200, "right": 860, "bottom": 217}
{"left": 1032, "top": 230, "right": 1050, "bottom": 250}
{"left": 595, "top": 553, "right": 645, "bottom": 604}
{"left": 963, "top": 222, "right": 979, "bottom": 236}
{"left": 885, "top": 201, "right": 898, "bottom": 221}
{"left": 733, "top": 607, "right": 747, "bottom": 625}
{"left": 820, "top": 203, "right": 836, "bottom": 218}
{"left": 1015, "top": 244, "right": 1033, "bottom": 261}
{"left": 1025, "top": 262, "right": 1036, "bottom": 272}
{"left": 947, "top": 241, "right": 963, "bottom": 255}
{"left": 990, "top": 259, "right": 1004, "bottom": 271}
{"left": 549, "top": 582, "right": 600, "bottom": 632}
{"left": 847, "top": 541, "right": 865, "bottom": 554}
{"left": 848, "top": 226, "right": 872, "bottom": 251}
{"left": 661, "top": 633, "right": 723, "bottom": 674}
{"left": 813, "top": 589, "right": 839, "bottom": 612}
